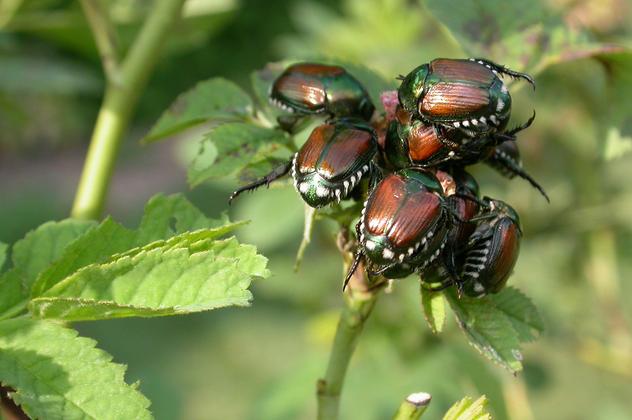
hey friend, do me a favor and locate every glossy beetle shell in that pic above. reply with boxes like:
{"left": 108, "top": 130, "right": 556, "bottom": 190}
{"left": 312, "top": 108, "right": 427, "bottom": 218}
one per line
{"left": 292, "top": 120, "right": 377, "bottom": 208}
{"left": 360, "top": 169, "right": 447, "bottom": 269}
{"left": 270, "top": 63, "right": 375, "bottom": 120}
{"left": 398, "top": 58, "right": 512, "bottom": 134}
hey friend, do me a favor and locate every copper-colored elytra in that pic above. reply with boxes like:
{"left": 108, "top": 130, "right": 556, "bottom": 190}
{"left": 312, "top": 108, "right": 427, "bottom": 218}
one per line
{"left": 318, "top": 129, "right": 374, "bottom": 179}
{"left": 296, "top": 124, "right": 336, "bottom": 172}
{"left": 408, "top": 124, "right": 443, "bottom": 161}
{"left": 386, "top": 189, "right": 441, "bottom": 247}
{"left": 487, "top": 219, "right": 520, "bottom": 282}
{"left": 451, "top": 198, "right": 478, "bottom": 244}
{"left": 366, "top": 175, "right": 406, "bottom": 236}
{"left": 275, "top": 74, "right": 326, "bottom": 107}
{"left": 365, "top": 175, "right": 441, "bottom": 248}
{"left": 430, "top": 59, "right": 494, "bottom": 85}
{"left": 420, "top": 83, "right": 489, "bottom": 118}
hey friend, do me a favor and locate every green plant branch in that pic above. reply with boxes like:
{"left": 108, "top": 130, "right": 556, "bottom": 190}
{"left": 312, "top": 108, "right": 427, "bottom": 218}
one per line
{"left": 317, "top": 237, "right": 380, "bottom": 420}
{"left": 79, "top": 0, "right": 120, "bottom": 85}
{"left": 392, "top": 392, "right": 432, "bottom": 420}
{"left": 71, "top": 0, "right": 187, "bottom": 220}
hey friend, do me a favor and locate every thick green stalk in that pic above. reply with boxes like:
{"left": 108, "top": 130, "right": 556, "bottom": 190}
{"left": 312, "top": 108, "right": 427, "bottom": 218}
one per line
{"left": 71, "top": 0, "right": 187, "bottom": 220}
{"left": 317, "top": 256, "right": 379, "bottom": 420}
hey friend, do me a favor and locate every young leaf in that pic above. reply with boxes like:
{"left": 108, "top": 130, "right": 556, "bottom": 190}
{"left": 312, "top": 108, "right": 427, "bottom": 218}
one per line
{"left": 490, "top": 287, "right": 544, "bottom": 342}
{"left": 0, "top": 317, "right": 151, "bottom": 419}
{"left": 446, "top": 291, "right": 523, "bottom": 373}
{"left": 443, "top": 395, "right": 491, "bottom": 420}
{"left": 31, "top": 194, "right": 242, "bottom": 297}
{"left": 143, "top": 78, "right": 253, "bottom": 143}
{"left": 188, "top": 122, "right": 291, "bottom": 187}
{"left": 420, "top": 287, "right": 446, "bottom": 334}
{"left": 29, "top": 237, "right": 268, "bottom": 321}
{"left": 0, "top": 270, "right": 27, "bottom": 320}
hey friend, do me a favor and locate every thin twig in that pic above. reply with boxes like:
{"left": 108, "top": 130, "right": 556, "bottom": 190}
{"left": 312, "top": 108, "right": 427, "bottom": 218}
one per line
{"left": 79, "top": 0, "right": 121, "bottom": 85}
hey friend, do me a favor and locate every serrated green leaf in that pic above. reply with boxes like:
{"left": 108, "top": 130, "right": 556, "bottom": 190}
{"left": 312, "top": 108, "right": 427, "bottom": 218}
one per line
{"left": 31, "top": 194, "right": 239, "bottom": 297}
{"left": 188, "top": 122, "right": 290, "bottom": 187}
{"left": 446, "top": 291, "right": 523, "bottom": 373}
{"left": 11, "top": 219, "right": 96, "bottom": 291}
{"left": 143, "top": 78, "right": 253, "bottom": 143}
{"left": 490, "top": 287, "right": 544, "bottom": 342}
{"left": 29, "top": 237, "right": 268, "bottom": 321}
{"left": 250, "top": 63, "right": 285, "bottom": 120}
{"left": 443, "top": 395, "right": 491, "bottom": 420}
{"left": 0, "top": 317, "right": 152, "bottom": 419}
{"left": 421, "top": 287, "right": 446, "bottom": 334}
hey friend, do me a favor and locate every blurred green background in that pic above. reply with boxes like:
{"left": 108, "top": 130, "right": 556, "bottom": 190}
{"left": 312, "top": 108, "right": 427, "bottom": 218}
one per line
{"left": 2, "top": 0, "right": 632, "bottom": 418}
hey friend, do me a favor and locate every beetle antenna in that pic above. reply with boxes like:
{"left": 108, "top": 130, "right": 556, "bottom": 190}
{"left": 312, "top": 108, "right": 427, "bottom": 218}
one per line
{"left": 343, "top": 250, "right": 364, "bottom": 291}
{"left": 395, "top": 74, "right": 406, "bottom": 81}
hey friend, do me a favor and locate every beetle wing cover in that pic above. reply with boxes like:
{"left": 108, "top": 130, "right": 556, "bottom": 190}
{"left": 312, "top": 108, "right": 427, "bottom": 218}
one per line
{"left": 365, "top": 174, "right": 441, "bottom": 248}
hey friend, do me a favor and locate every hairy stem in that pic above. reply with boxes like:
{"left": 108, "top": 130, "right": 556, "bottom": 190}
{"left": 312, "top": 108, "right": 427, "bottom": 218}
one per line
{"left": 71, "top": 0, "right": 187, "bottom": 220}
{"left": 317, "top": 239, "right": 380, "bottom": 420}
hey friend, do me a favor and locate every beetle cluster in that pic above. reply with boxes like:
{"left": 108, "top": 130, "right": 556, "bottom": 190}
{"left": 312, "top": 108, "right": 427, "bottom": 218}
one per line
{"left": 230, "top": 58, "right": 547, "bottom": 297}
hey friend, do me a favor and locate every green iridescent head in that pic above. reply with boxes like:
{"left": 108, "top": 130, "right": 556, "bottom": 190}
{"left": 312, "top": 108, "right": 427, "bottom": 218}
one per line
{"left": 397, "top": 64, "right": 429, "bottom": 114}
{"left": 399, "top": 168, "right": 443, "bottom": 194}
{"left": 484, "top": 197, "right": 521, "bottom": 230}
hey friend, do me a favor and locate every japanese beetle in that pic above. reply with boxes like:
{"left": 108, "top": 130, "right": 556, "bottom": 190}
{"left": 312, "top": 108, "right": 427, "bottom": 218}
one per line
{"left": 345, "top": 169, "right": 456, "bottom": 285}
{"left": 229, "top": 119, "right": 378, "bottom": 208}
{"left": 269, "top": 63, "right": 375, "bottom": 121}
{"left": 398, "top": 58, "right": 535, "bottom": 135}
{"left": 419, "top": 197, "right": 522, "bottom": 297}
{"left": 382, "top": 106, "right": 536, "bottom": 171}
{"left": 460, "top": 198, "right": 522, "bottom": 297}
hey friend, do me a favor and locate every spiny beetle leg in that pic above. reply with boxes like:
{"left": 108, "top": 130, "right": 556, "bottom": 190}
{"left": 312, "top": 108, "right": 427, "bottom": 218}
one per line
{"left": 470, "top": 57, "right": 536, "bottom": 89}
{"left": 453, "top": 192, "right": 487, "bottom": 209}
{"left": 228, "top": 161, "right": 292, "bottom": 205}
{"left": 343, "top": 249, "right": 364, "bottom": 291}
{"left": 492, "top": 153, "right": 550, "bottom": 202}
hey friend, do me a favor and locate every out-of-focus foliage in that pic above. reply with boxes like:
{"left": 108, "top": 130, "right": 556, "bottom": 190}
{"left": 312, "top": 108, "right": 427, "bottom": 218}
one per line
{"left": 2, "top": 0, "right": 632, "bottom": 419}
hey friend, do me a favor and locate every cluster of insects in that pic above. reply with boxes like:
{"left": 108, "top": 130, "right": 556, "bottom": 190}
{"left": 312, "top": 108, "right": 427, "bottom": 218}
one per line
{"left": 230, "top": 58, "right": 548, "bottom": 297}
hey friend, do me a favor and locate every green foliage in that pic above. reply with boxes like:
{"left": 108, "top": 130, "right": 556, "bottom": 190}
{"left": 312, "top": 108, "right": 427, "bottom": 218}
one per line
{"left": 189, "top": 123, "right": 291, "bottom": 187}
{"left": 443, "top": 395, "right": 491, "bottom": 420}
{"left": 0, "top": 317, "right": 151, "bottom": 420}
{"left": 420, "top": 287, "right": 446, "bottom": 334}
{"left": 425, "top": 0, "right": 626, "bottom": 73}
{"left": 446, "top": 287, "right": 543, "bottom": 373}
{"left": 0, "top": 241, "right": 7, "bottom": 271}
{"left": 143, "top": 78, "right": 254, "bottom": 143}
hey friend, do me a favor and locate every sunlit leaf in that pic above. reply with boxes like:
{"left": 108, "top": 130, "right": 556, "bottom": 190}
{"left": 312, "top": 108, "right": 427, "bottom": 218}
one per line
{"left": 30, "top": 237, "right": 268, "bottom": 321}
{"left": 143, "top": 78, "right": 253, "bottom": 143}
{"left": 443, "top": 395, "right": 491, "bottom": 420}
{"left": 0, "top": 317, "right": 152, "bottom": 420}
{"left": 30, "top": 194, "right": 241, "bottom": 297}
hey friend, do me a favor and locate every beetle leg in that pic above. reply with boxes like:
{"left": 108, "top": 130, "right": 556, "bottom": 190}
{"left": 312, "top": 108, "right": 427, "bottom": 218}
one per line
{"left": 487, "top": 151, "right": 550, "bottom": 202}
{"left": 470, "top": 58, "right": 536, "bottom": 89}
{"left": 452, "top": 192, "right": 487, "bottom": 209}
{"left": 493, "top": 111, "right": 536, "bottom": 143}
{"left": 228, "top": 160, "right": 292, "bottom": 204}
{"left": 343, "top": 249, "right": 365, "bottom": 291}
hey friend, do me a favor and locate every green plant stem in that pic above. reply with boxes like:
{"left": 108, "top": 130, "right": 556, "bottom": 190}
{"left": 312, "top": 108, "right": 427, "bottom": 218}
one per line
{"left": 317, "top": 253, "right": 379, "bottom": 420}
{"left": 392, "top": 392, "right": 432, "bottom": 420}
{"left": 71, "top": 0, "right": 187, "bottom": 220}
